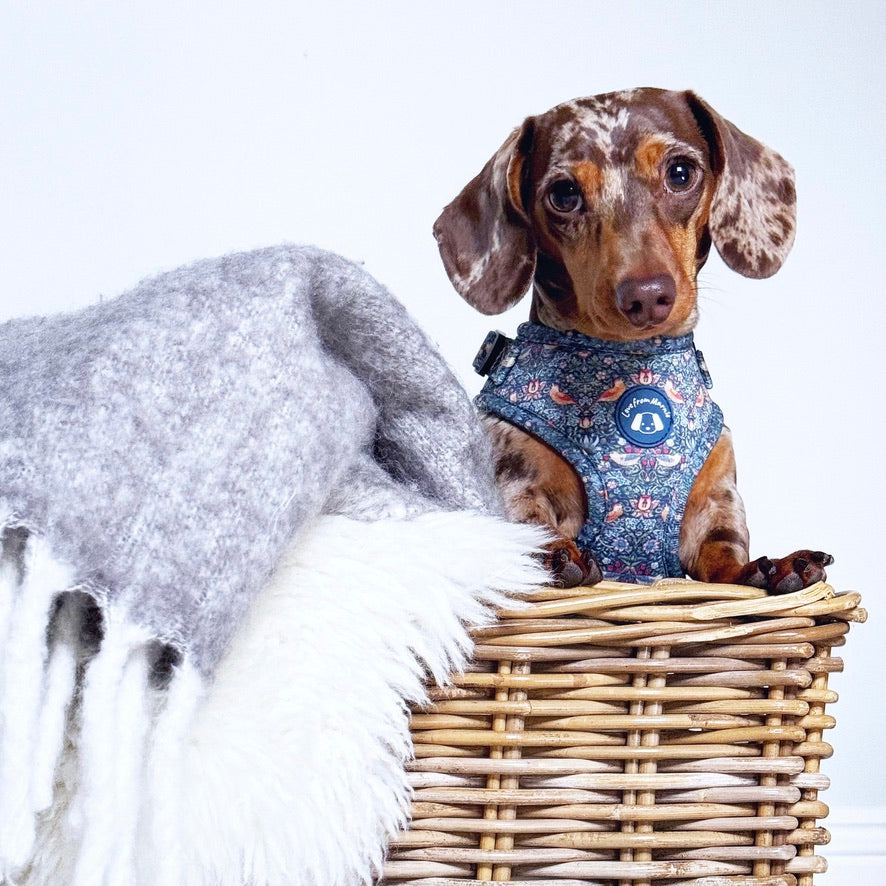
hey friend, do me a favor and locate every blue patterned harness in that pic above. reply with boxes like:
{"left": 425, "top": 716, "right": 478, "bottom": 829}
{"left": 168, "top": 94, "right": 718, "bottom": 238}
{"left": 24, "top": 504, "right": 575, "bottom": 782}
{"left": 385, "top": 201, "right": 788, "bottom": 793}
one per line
{"left": 474, "top": 323, "right": 724, "bottom": 582}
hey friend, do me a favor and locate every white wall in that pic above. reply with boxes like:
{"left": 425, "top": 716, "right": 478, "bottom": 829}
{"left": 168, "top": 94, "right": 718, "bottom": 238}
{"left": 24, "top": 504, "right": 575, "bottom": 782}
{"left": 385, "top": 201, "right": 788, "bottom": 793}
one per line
{"left": 2, "top": 0, "right": 882, "bottom": 873}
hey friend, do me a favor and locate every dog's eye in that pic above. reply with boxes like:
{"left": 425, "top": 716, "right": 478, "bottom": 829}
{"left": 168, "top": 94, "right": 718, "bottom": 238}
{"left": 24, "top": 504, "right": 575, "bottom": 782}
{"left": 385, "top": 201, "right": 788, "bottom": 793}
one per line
{"left": 547, "top": 179, "right": 583, "bottom": 213}
{"left": 665, "top": 159, "right": 697, "bottom": 192}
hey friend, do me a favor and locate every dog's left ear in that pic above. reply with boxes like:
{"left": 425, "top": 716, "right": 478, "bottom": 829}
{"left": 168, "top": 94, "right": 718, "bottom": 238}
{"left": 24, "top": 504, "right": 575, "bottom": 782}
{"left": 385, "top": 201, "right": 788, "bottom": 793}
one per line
{"left": 433, "top": 119, "right": 536, "bottom": 314}
{"left": 686, "top": 92, "right": 796, "bottom": 279}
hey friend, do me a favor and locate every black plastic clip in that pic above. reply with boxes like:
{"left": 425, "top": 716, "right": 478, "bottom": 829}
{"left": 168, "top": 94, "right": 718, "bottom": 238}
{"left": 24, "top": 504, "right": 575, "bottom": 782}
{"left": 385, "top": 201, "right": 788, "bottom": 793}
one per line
{"left": 695, "top": 348, "right": 714, "bottom": 389}
{"left": 473, "top": 330, "right": 511, "bottom": 377}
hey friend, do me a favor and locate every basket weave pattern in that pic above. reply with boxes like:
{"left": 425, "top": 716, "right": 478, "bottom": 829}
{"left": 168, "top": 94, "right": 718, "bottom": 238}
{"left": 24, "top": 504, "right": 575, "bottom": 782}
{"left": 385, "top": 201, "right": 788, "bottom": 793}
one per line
{"left": 384, "top": 580, "right": 864, "bottom": 886}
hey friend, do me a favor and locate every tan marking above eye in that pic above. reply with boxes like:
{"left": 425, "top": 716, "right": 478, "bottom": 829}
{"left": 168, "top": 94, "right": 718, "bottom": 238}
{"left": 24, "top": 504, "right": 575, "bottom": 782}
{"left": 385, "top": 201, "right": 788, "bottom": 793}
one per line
{"left": 634, "top": 136, "right": 672, "bottom": 184}
{"left": 572, "top": 161, "right": 602, "bottom": 201}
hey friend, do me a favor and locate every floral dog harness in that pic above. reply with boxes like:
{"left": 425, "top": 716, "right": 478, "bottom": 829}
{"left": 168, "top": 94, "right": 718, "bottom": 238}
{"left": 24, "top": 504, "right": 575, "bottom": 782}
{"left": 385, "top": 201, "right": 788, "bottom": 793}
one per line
{"left": 474, "top": 322, "right": 724, "bottom": 583}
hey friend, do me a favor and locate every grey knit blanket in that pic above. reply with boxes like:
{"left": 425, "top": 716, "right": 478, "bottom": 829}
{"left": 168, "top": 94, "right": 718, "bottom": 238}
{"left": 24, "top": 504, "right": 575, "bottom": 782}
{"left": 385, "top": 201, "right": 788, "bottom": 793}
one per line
{"left": 0, "top": 244, "right": 500, "bottom": 676}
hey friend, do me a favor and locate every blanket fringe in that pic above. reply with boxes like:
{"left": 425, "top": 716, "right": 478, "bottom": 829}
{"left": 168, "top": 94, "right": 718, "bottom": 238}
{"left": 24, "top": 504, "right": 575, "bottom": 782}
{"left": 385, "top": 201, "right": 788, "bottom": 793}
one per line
{"left": 29, "top": 592, "right": 81, "bottom": 813}
{"left": 71, "top": 617, "right": 152, "bottom": 886}
{"left": 146, "top": 661, "right": 203, "bottom": 886}
{"left": 0, "top": 530, "right": 74, "bottom": 876}
{"left": 1, "top": 513, "right": 548, "bottom": 886}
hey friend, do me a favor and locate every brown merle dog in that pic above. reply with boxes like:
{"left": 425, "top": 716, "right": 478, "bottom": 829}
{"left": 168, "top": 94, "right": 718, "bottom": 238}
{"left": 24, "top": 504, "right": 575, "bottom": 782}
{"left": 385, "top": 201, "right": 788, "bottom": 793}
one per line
{"left": 434, "top": 88, "right": 831, "bottom": 591}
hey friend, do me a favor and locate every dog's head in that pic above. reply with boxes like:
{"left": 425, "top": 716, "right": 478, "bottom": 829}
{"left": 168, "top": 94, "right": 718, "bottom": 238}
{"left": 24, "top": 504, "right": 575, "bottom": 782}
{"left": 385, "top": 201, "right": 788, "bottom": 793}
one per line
{"left": 434, "top": 88, "right": 796, "bottom": 340}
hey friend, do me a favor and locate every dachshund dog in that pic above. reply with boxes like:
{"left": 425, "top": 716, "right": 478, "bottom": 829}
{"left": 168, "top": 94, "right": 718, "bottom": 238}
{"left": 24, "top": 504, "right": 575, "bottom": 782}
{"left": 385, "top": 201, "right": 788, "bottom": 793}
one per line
{"left": 434, "top": 88, "right": 832, "bottom": 591}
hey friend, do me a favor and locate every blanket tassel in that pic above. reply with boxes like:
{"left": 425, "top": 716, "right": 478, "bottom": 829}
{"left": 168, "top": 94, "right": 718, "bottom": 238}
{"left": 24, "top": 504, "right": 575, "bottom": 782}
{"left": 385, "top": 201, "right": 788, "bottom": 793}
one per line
{"left": 0, "top": 530, "right": 74, "bottom": 878}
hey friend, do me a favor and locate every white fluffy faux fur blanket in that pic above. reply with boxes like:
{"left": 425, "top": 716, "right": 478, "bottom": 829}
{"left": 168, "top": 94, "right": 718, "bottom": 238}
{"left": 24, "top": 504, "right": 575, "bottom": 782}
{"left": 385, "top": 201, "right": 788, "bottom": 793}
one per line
{"left": 4, "top": 512, "right": 546, "bottom": 885}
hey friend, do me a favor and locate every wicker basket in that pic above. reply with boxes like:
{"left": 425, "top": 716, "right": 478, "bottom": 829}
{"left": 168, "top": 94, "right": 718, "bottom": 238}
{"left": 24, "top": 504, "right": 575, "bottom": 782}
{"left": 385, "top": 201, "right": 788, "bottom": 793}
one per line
{"left": 384, "top": 579, "right": 865, "bottom": 886}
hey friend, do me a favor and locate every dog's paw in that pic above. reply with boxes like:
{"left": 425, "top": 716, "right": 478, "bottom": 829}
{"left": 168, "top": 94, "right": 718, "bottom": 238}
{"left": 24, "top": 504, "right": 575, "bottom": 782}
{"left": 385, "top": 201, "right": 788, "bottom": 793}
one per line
{"left": 733, "top": 551, "right": 833, "bottom": 594}
{"left": 734, "top": 555, "right": 776, "bottom": 589}
{"left": 539, "top": 539, "right": 603, "bottom": 588}
{"left": 767, "top": 550, "right": 834, "bottom": 594}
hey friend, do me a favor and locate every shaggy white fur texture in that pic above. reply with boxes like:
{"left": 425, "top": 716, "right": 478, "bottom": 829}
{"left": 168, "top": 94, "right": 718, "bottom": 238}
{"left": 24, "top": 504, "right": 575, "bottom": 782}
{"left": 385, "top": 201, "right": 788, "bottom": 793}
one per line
{"left": 7, "top": 512, "right": 547, "bottom": 886}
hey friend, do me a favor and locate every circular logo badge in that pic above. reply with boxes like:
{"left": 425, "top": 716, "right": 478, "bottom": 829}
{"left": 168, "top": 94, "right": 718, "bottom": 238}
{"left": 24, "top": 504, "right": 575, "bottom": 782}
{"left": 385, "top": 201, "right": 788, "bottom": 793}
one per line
{"left": 615, "top": 385, "right": 672, "bottom": 448}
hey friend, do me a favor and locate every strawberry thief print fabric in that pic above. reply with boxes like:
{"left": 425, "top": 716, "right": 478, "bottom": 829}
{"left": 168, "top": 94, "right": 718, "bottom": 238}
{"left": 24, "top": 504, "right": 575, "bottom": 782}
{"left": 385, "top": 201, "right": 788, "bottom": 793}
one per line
{"left": 474, "top": 322, "right": 724, "bottom": 582}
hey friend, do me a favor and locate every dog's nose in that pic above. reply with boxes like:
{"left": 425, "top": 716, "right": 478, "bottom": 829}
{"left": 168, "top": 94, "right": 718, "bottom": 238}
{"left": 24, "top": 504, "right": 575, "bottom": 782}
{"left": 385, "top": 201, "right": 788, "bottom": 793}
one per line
{"left": 615, "top": 274, "right": 676, "bottom": 328}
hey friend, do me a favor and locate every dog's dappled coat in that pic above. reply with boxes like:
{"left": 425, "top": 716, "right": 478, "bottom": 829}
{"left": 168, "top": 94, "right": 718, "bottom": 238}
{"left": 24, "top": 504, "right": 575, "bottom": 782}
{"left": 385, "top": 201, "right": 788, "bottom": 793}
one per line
{"left": 436, "top": 87, "right": 833, "bottom": 592}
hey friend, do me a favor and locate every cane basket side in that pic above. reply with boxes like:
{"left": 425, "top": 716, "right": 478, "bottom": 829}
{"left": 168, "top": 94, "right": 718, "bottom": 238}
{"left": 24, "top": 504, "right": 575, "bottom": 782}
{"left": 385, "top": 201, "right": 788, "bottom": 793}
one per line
{"left": 384, "top": 579, "right": 865, "bottom": 886}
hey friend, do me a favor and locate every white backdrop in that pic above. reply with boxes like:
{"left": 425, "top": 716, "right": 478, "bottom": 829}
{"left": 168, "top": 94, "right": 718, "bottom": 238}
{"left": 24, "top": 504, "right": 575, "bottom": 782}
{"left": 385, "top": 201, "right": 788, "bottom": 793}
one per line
{"left": 2, "top": 0, "right": 883, "bottom": 871}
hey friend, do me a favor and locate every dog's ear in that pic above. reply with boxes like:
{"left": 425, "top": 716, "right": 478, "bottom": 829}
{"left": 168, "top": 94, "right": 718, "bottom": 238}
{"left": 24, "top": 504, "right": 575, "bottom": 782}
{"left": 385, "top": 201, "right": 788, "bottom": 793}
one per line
{"left": 433, "top": 119, "right": 536, "bottom": 314}
{"left": 686, "top": 92, "right": 796, "bottom": 279}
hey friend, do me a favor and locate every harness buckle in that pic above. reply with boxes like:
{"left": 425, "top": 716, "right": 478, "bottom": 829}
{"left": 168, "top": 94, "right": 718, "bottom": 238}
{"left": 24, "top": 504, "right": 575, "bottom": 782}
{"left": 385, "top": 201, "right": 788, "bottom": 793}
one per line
{"left": 695, "top": 348, "right": 714, "bottom": 389}
{"left": 473, "top": 330, "right": 511, "bottom": 377}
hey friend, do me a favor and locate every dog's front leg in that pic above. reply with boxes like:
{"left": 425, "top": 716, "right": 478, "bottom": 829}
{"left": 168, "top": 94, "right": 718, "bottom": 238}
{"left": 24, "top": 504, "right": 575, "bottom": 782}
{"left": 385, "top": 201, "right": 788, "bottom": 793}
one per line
{"left": 681, "top": 430, "right": 832, "bottom": 591}
{"left": 485, "top": 417, "right": 602, "bottom": 587}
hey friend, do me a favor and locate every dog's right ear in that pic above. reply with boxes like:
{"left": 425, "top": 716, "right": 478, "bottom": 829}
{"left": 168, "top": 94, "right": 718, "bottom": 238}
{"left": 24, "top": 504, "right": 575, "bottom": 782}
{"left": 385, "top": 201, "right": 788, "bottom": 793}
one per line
{"left": 433, "top": 119, "right": 536, "bottom": 314}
